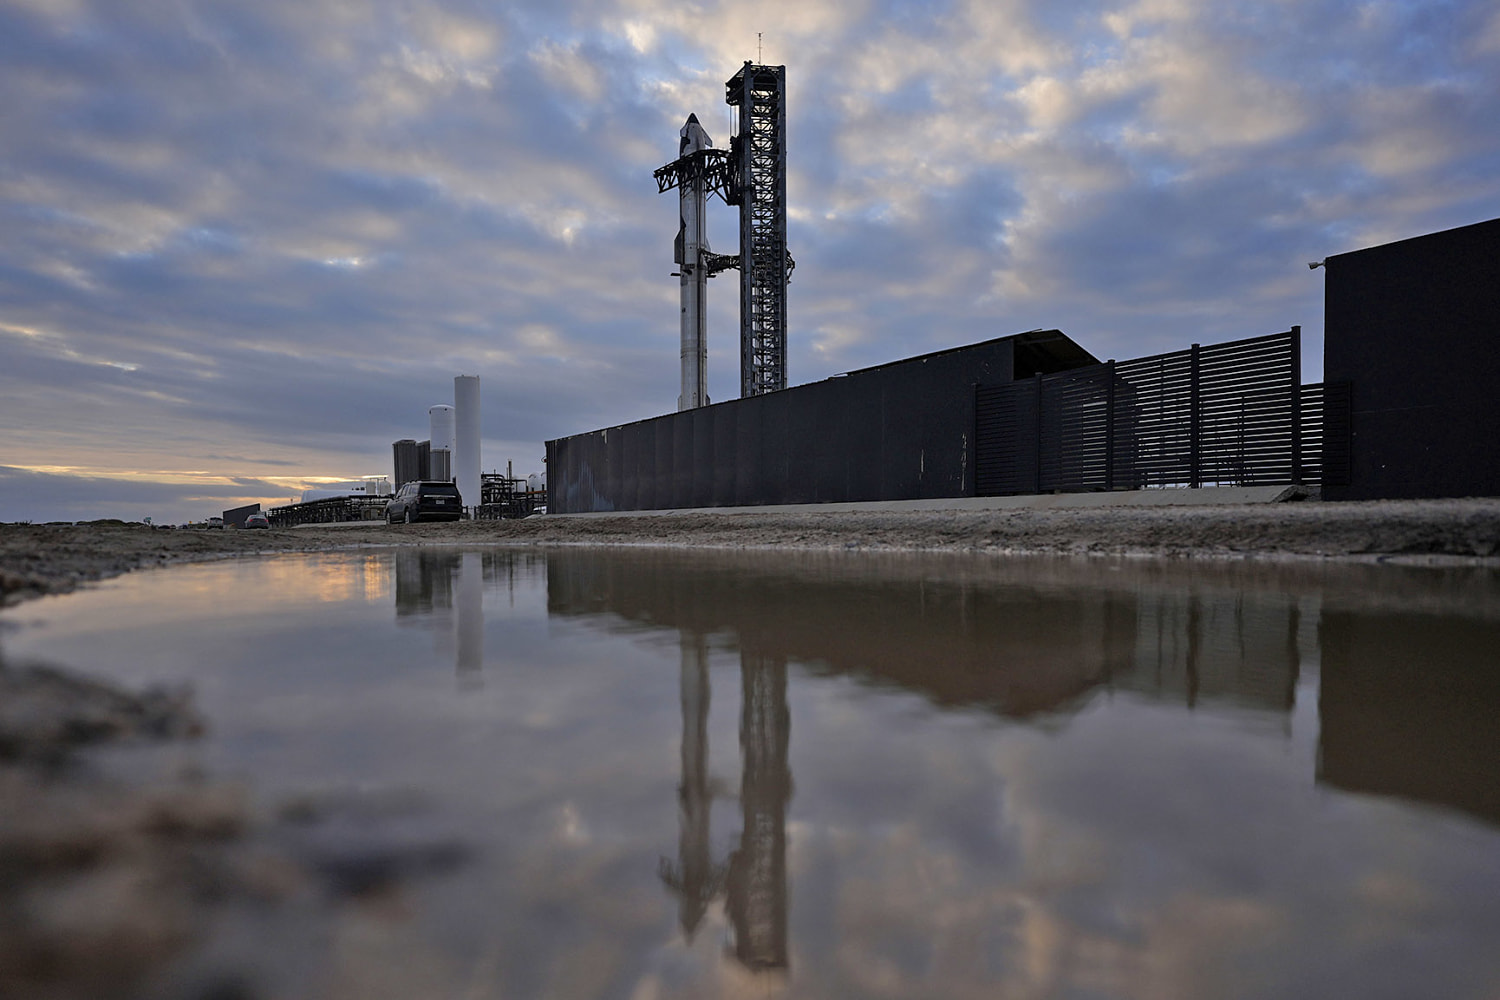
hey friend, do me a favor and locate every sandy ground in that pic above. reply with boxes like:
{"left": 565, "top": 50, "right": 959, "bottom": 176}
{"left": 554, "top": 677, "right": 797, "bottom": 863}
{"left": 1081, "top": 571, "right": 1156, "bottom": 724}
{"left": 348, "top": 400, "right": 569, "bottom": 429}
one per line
{"left": 4, "top": 496, "right": 1499, "bottom": 602}
{"left": 1, "top": 498, "right": 1497, "bottom": 998}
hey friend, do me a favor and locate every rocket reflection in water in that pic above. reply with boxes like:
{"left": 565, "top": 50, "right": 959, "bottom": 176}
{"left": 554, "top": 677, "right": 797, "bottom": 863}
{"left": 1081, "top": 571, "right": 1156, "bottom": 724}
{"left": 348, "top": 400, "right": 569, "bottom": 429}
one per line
{"left": 658, "top": 633, "right": 720, "bottom": 936}
{"left": 658, "top": 636, "right": 791, "bottom": 971}
{"left": 367, "top": 546, "right": 1500, "bottom": 992}
{"left": 544, "top": 547, "right": 1324, "bottom": 976}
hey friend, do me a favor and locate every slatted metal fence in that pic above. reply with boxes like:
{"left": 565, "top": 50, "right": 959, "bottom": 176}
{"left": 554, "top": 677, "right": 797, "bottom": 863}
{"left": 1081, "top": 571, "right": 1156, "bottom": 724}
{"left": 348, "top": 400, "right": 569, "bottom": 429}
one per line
{"left": 976, "top": 327, "right": 1351, "bottom": 496}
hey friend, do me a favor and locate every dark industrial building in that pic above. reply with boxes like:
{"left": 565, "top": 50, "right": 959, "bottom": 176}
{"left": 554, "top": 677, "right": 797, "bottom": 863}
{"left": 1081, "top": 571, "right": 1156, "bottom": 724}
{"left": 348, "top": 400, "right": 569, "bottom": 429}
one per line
{"left": 547, "top": 325, "right": 1343, "bottom": 513}
{"left": 221, "top": 502, "right": 262, "bottom": 529}
{"left": 547, "top": 330, "right": 1097, "bottom": 513}
{"left": 1322, "top": 217, "right": 1500, "bottom": 500}
{"left": 391, "top": 438, "right": 431, "bottom": 490}
{"left": 547, "top": 218, "right": 1496, "bottom": 513}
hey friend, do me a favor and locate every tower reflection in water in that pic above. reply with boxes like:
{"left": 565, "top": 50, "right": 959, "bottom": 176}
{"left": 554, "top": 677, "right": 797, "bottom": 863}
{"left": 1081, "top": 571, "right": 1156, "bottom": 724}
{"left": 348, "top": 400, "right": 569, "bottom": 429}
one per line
{"left": 543, "top": 549, "right": 1325, "bottom": 975}
{"left": 390, "top": 546, "right": 1498, "bottom": 988}
{"left": 392, "top": 549, "right": 500, "bottom": 684}
{"left": 656, "top": 636, "right": 792, "bottom": 970}
{"left": 725, "top": 649, "right": 792, "bottom": 971}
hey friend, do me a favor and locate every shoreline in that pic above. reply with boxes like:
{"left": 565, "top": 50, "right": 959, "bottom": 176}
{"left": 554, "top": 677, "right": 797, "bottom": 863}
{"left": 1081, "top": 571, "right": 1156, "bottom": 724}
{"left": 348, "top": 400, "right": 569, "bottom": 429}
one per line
{"left": 4, "top": 497, "right": 1499, "bottom": 604}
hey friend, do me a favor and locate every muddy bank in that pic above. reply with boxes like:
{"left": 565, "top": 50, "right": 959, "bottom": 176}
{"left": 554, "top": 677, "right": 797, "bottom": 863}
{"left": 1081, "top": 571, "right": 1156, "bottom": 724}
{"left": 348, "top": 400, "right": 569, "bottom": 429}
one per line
{"left": 5, "top": 498, "right": 1499, "bottom": 603}
{"left": 0, "top": 522, "right": 471, "bottom": 1000}
{"left": 0, "top": 652, "right": 471, "bottom": 1000}
{"left": 467, "top": 497, "right": 1500, "bottom": 560}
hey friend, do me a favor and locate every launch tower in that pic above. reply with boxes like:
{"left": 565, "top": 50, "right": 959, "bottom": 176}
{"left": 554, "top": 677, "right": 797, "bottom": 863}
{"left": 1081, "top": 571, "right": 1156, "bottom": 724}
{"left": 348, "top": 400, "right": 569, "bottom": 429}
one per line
{"left": 725, "top": 63, "right": 791, "bottom": 397}
{"left": 655, "top": 63, "right": 793, "bottom": 403}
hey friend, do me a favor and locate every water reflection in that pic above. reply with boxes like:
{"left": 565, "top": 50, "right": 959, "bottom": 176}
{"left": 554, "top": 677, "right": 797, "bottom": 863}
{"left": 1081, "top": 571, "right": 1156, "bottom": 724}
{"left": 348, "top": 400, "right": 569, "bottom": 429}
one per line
{"left": 394, "top": 548, "right": 486, "bottom": 682}
{"left": 542, "top": 550, "right": 1329, "bottom": 977}
{"left": 365, "top": 547, "right": 1500, "bottom": 969}
{"left": 658, "top": 633, "right": 721, "bottom": 937}
{"left": 9, "top": 547, "right": 1499, "bottom": 997}
{"left": 1123, "top": 593, "right": 1301, "bottom": 714}
{"left": 1320, "top": 608, "right": 1500, "bottom": 825}
{"left": 545, "top": 551, "right": 1320, "bottom": 724}
{"left": 727, "top": 649, "right": 791, "bottom": 971}
{"left": 556, "top": 560, "right": 795, "bottom": 971}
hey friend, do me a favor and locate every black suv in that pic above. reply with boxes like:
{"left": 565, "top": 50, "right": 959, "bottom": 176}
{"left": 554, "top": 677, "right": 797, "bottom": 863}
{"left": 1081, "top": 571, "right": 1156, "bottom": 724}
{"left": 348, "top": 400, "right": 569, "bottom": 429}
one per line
{"left": 386, "top": 481, "right": 463, "bottom": 523}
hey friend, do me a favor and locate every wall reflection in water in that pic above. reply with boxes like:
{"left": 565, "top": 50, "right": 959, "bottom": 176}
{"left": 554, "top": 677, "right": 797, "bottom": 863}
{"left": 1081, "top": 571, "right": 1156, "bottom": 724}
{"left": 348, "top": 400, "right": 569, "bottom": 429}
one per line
{"left": 380, "top": 546, "right": 1499, "bottom": 990}
{"left": 542, "top": 550, "right": 1347, "bottom": 974}
{"left": 1320, "top": 608, "right": 1500, "bottom": 825}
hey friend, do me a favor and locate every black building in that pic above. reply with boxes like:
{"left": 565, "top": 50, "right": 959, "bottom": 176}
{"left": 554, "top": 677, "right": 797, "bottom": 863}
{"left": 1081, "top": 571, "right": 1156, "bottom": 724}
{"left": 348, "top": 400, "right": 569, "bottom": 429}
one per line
{"left": 392, "top": 438, "right": 422, "bottom": 489}
{"left": 546, "top": 329, "right": 1095, "bottom": 513}
{"left": 221, "top": 502, "right": 262, "bottom": 528}
{"left": 548, "top": 217, "right": 1497, "bottom": 513}
{"left": 1323, "top": 218, "right": 1500, "bottom": 500}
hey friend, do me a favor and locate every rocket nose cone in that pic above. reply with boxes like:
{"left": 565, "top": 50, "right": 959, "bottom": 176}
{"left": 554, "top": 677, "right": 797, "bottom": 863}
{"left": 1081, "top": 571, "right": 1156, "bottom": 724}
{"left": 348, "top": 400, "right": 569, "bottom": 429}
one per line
{"left": 679, "top": 113, "right": 713, "bottom": 152}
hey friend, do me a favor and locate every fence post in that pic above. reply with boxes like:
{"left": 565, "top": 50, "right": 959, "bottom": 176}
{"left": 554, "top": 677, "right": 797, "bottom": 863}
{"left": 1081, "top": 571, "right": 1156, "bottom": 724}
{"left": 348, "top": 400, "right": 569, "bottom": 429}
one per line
{"left": 1289, "top": 325, "right": 1303, "bottom": 485}
{"left": 1189, "top": 343, "right": 1201, "bottom": 488}
{"left": 1104, "top": 361, "right": 1116, "bottom": 491}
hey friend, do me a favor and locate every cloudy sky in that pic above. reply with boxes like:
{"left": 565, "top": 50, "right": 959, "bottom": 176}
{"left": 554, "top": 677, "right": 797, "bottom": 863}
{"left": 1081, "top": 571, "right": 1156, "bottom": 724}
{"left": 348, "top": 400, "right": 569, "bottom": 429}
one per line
{"left": 2, "top": 0, "right": 1497, "bottom": 523}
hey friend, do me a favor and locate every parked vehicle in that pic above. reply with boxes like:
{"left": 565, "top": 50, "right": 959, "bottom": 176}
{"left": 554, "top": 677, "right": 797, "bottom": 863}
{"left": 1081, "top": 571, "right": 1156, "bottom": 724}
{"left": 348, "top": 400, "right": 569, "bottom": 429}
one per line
{"left": 385, "top": 481, "right": 463, "bottom": 524}
{"left": 244, "top": 512, "right": 270, "bottom": 529}
{"left": 207, "top": 517, "right": 224, "bottom": 529}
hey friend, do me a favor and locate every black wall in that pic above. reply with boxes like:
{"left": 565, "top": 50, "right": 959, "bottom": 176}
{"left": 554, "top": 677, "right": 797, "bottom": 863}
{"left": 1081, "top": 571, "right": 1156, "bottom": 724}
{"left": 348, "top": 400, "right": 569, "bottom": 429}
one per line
{"left": 548, "top": 332, "right": 1094, "bottom": 513}
{"left": 222, "top": 502, "right": 262, "bottom": 528}
{"left": 1323, "top": 218, "right": 1500, "bottom": 500}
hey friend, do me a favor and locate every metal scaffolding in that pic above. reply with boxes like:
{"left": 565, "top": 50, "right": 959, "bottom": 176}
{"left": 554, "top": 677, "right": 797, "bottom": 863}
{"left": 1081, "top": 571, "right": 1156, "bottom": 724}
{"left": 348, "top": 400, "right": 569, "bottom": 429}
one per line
{"left": 726, "top": 63, "right": 792, "bottom": 397}
{"left": 654, "top": 62, "right": 794, "bottom": 401}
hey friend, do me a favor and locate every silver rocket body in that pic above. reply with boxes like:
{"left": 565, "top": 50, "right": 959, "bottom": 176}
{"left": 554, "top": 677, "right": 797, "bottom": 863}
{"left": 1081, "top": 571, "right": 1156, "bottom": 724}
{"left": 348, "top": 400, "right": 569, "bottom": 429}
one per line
{"left": 677, "top": 114, "right": 711, "bottom": 411}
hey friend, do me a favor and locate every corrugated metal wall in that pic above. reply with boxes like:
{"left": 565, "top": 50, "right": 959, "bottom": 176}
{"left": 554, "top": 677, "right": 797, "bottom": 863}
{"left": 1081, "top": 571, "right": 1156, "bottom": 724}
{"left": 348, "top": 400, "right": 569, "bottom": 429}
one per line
{"left": 975, "top": 328, "right": 1351, "bottom": 494}
{"left": 548, "top": 337, "right": 1025, "bottom": 513}
{"left": 1323, "top": 217, "right": 1500, "bottom": 500}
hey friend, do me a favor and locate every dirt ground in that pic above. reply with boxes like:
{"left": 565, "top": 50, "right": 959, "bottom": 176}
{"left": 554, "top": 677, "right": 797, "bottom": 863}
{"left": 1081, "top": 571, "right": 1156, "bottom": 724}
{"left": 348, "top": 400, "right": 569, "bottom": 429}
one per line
{"left": 1, "top": 498, "right": 1497, "bottom": 998}
{"left": 4, "top": 496, "right": 1499, "bottom": 603}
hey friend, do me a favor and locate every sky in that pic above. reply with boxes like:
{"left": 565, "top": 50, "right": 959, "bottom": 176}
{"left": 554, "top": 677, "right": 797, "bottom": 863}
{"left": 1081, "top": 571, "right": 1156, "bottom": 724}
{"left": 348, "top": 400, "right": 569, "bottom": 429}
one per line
{"left": 1, "top": 0, "right": 1497, "bottom": 524}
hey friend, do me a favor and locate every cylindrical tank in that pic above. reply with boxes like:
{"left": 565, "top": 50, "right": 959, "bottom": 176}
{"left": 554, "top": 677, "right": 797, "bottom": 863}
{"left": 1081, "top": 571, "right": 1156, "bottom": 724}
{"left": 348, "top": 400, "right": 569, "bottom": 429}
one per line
{"left": 454, "top": 375, "right": 481, "bottom": 511}
{"left": 392, "top": 439, "right": 420, "bottom": 488}
{"left": 428, "top": 405, "right": 455, "bottom": 454}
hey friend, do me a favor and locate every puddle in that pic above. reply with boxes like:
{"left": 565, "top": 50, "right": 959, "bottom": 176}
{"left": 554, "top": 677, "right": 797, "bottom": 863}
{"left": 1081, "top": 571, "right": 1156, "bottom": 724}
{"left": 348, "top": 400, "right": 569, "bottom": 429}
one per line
{"left": 5, "top": 548, "right": 1500, "bottom": 998}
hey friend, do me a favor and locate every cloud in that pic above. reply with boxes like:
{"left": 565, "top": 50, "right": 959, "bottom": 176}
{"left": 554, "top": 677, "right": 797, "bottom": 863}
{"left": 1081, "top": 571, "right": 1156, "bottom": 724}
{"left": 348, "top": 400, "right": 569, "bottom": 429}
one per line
{"left": 1, "top": 0, "right": 1497, "bottom": 522}
{"left": 0, "top": 464, "right": 301, "bottom": 523}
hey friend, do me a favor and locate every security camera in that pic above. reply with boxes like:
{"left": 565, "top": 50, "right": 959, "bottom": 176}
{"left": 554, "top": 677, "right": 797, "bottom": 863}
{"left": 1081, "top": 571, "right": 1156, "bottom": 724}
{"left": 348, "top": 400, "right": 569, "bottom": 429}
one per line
{"left": 1308, "top": 260, "right": 1325, "bottom": 270}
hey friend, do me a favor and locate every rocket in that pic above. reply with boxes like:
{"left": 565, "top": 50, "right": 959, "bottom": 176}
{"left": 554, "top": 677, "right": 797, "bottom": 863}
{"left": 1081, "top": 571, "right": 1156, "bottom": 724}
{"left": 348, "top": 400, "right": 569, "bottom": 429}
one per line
{"left": 677, "top": 114, "right": 712, "bottom": 411}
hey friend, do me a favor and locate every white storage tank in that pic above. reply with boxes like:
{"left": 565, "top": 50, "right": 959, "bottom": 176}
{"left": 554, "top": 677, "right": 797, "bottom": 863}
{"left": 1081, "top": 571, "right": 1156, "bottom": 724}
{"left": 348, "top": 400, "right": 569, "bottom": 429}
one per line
{"left": 428, "top": 405, "right": 455, "bottom": 453}
{"left": 428, "top": 404, "right": 455, "bottom": 482}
